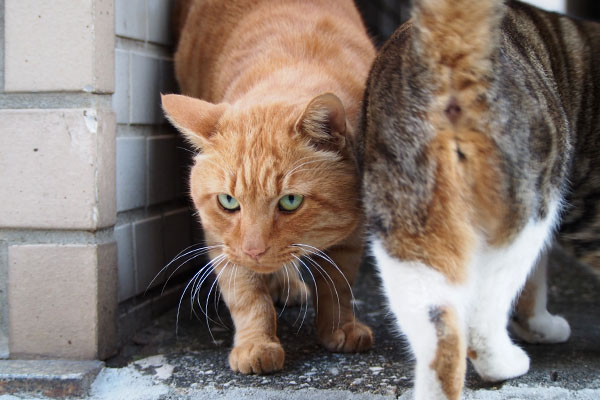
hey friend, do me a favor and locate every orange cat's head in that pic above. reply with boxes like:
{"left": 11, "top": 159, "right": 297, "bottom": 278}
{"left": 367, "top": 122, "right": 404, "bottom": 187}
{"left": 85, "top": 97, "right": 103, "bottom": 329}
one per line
{"left": 162, "top": 94, "right": 360, "bottom": 274}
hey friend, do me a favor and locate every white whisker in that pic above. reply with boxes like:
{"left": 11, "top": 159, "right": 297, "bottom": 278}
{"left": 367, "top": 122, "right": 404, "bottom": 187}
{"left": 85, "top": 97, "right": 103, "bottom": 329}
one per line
{"left": 176, "top": 254, "right": 225, "bottom": 336}
{"left": 285, "top": 167, "right": 322, "bottom": 177}
{"left": 214, "top": 261, "right": 230, "bottom": 328}
{"left": 177, "top": 146, "right": 199, "bottom": 156}
{"left": 188, "top": 264, "right": 217, "bottom": 320}
{"left": 191, "top": 255, "right": 227, "bottom": 322}
{"left": 146, "top": 244, "right": 224, "bottom": 294}
{"left": 278, "top": 263, "right": 292, "bottom": 318}
{"left": 161, "top": 249, "right": 214, "bottom": 294}
{"left": 192, "top": 255, "right": 225, "bottom": 309}
{"left": 292, "top": 243, "right": 357, "bottom": 320}
{"left": 204, "top": 263, "right": 229, "bottom": 343}
{"left": 302, "top": 253, "right": 341, "bottom": 332}
{"left": 233, "top": 264, "right": 239, "bottom": 301}
{"left": 285, "top": 159, "right": 326, "bottom": 179}
{"left": 202, "top": 157, "right": 235, "bottom": 178}
{"left": 292, "top": 255, "right": 319, "bottom": 320}
{"left": 292, "top": 243, "right": 356, "bottom": 310}
{"left": 290, "top": 261, "right": 309, "bottom": 333}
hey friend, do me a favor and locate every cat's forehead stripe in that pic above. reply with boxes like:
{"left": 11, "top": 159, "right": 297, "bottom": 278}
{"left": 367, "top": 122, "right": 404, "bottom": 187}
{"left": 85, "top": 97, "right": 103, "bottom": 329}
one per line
{"left": 224, "top": 152, "right": 286, "bottom": 198}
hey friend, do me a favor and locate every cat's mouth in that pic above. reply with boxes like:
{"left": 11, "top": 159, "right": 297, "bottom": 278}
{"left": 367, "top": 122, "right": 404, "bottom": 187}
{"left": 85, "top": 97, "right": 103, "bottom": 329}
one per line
{"left": 226, "top": 244, "right": 318, "bottom": 274}
{"left": 228, "top": 253, "right": 296, "bottom": 274}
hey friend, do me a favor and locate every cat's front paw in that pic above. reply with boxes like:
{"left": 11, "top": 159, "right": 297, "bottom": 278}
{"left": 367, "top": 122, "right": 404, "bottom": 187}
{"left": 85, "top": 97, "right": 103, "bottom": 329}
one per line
{"left": 510, "top": 312, "right": 571, "bottom": 344}
{"left": 319, "top": 321, "right": 373, "bottom": 353}
{"left": 229, "top": 340, "right": 285, "bottom": 374}
{"left": 469, "top": 341, "right": 530, "bottom": 382}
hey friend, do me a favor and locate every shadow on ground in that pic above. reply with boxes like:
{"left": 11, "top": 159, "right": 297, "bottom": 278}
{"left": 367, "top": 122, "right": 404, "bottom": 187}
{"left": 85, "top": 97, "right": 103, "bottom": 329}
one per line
{"left": 107, "top": 247, "right": 600, "bottom": 397}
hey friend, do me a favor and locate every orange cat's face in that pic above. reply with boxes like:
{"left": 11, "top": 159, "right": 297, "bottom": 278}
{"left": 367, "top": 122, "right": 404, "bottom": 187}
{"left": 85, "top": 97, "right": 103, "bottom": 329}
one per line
{"left": 164, "top": 95, "right": 361, "bottom": 274}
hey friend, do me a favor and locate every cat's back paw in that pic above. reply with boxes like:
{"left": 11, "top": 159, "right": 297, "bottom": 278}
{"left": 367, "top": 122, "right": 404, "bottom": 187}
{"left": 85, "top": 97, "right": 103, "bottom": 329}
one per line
{"left": 510, "top": 312, "right": 571, "bottom": 344}
{"left": 229, "top": 340, "right": 285, "bottom": 374}
{"left": 319, "top": 320, "right": 373, "bottom": 353}
{"left": 470, "top": 342, "right": 530, "bottom": 382}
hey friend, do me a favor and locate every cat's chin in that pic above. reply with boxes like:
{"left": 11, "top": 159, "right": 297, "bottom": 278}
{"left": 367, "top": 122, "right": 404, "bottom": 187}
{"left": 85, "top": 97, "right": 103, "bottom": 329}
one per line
{"left": 243, "top": 264, "right": 286, "bottom": 275}
{"left": 226, "top": 256, "right": 288, "bottom": 275}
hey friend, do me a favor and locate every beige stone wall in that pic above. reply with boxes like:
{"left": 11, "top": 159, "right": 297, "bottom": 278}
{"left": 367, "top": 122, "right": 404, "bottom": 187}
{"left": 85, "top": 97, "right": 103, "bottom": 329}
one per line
{"left": 0, "top": 0, "right": 196, "bottom": 360}
{"left": 0, "top": 0, "right": 118, "bottom": 359}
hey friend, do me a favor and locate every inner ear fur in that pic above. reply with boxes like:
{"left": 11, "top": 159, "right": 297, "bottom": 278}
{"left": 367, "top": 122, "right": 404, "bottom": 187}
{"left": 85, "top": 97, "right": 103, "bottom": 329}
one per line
{"left": 161, "top": 94, "right": 228, "bottom": 149}
{"left": 295, "top": 93, "right": 347, "bottom": 149}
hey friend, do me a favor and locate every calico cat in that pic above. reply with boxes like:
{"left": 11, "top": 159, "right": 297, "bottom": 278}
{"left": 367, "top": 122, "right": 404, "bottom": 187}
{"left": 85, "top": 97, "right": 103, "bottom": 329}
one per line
{"left": 358, "top": 0, "right": 600, "bottom": 398}
{"left": 161, "top": 0, "right": 376, "bottom": 374}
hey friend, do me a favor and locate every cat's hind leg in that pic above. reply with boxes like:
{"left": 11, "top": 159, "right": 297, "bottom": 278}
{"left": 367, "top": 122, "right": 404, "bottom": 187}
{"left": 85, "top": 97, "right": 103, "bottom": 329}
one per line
{"left": 466, "top": 219, "right": 557, "bottom": 382}
{"left": 510, "top": 248, "right": 571, "bottom": 344}
{"left": 267, "top": 264, "right": 310, "bottom": 307}
{"left": 372, "top": 239, "right": 467, "bottom": 400}
{"left": 297, "top": 230, "right": 373, "bottom": 353}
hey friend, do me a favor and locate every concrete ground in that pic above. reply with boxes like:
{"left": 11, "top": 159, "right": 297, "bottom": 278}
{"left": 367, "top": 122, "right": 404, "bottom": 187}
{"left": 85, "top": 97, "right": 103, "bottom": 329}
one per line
{"left": 1, "top": 247, "right": 599, "bottom": 399}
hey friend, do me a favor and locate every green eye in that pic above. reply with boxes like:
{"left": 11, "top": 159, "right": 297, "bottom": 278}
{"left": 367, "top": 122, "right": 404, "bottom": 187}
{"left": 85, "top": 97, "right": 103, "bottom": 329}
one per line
{"left": 278, "top": 194, "right": 304, "bottom": 212}
{"left": 217, "top": 194, "right": 240, "bottom": 211}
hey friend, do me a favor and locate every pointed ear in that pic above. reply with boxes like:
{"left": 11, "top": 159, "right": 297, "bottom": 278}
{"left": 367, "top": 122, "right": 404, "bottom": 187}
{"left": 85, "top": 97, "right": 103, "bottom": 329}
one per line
{"left": 161, "top": 94, "right": 228, "bottom": 149}
{"left": 295, "top": 93, "right": 347, "bottom": 150}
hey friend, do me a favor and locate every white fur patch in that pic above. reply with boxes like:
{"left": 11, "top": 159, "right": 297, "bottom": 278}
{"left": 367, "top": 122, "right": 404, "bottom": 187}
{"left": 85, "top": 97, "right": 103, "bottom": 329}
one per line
{"left": 370, "top": 198, "right": 562, "bottom": 397}
{"left": 510, "top": 251, "right": 571, "bottom": 344}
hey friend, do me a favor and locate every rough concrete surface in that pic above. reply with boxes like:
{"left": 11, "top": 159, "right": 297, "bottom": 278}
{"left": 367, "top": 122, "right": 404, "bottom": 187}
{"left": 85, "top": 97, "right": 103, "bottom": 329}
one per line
{"left": 1, "top": 247, "right": 599, "bottom": 399}
{"left": 0, "top": 360, "right": 103, "bottom": 397}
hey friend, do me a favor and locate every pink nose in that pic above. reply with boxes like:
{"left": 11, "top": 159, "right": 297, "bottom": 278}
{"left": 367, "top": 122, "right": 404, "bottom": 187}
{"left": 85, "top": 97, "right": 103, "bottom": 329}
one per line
{"left": 243, "top": 247, "right": 266, "bottom": 260}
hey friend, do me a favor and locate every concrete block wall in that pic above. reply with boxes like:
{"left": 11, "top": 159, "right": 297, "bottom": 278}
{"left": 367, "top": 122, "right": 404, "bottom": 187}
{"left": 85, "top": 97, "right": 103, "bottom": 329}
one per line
{"left": 0, "top": 0, "right": 7, "bottom": 359}
{"left": 0, "top": 0, "right": 117, "bottom": 360}
{"left": 0, "top": 0, "right": 197, "bottom": 360}
{"left": 112, "top": 0, "right": 196, "bottom": 336}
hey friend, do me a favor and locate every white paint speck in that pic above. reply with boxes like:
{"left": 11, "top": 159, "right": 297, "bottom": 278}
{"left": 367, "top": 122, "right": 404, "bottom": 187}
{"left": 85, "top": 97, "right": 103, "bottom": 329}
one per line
{"left": 369, "top": 366, "right": 383, "bottom": 375}
{"left": 89, "top": 367, "right": 169, "bottom": 400}
{"left": 134, "top": 355, "right": 165, "bottom": 369}
{"left": 83, "top": 109, "right": 98, "bottom": 133}
{"left": 154, "top": 364, "right": 174, "bottom": 381}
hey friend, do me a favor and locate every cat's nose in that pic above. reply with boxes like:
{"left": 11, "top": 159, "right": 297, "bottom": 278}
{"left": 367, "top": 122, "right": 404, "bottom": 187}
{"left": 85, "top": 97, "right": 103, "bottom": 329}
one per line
{"left": 243, "top": 246, "right": 266, "bottom": 260}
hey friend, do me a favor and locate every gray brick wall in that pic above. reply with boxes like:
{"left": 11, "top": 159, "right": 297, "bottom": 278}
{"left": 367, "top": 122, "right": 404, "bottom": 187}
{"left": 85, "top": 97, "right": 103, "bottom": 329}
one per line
{"left": 113, "top": 0, "right": 194, "bottom": 313}
{"left": 0, "top": 0, "right": 8, "bottom": 360}
{"left": 0, "top": 0, "right": 4, "bottom": 92}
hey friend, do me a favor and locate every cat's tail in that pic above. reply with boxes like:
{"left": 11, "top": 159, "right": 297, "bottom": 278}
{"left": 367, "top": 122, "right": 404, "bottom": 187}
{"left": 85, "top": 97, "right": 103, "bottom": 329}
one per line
{"left": 411, "top": 0, "right": 505, "bottom": 77}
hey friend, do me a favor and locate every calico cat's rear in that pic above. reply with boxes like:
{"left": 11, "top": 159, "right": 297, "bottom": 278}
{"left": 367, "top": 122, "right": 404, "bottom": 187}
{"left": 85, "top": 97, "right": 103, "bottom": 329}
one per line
{"left": 358, "top": 0, "right": 600, "bottom": 398}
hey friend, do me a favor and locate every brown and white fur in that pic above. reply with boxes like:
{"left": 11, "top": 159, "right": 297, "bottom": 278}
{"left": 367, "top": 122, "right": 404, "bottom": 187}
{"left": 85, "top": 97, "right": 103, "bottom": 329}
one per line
{"left": 162, "top": 0, "right": 376, "bottom": 375}
{"left": 358, "top": 0, "right": 600, "bottom": 398}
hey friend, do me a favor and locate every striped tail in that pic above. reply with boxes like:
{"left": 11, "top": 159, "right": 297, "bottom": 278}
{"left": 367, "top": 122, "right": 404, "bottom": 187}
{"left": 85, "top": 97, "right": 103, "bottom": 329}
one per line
{"left": 411, "top": 0, "right": 505, "bottom": 79}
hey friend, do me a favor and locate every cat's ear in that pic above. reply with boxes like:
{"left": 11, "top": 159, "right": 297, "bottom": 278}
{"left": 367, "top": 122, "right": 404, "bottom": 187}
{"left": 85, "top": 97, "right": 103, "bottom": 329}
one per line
{"left": 295, "top": 93, "right": 347, "bottom": 150}
{"left": 161, "top": 94, "right": 228, "bottom": 149}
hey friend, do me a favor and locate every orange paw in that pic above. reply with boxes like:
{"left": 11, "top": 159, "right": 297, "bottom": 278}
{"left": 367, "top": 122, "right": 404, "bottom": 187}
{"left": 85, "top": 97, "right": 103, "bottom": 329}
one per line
{"left": 229, "top": 340, "right": 285, "bottom": 374}
{"left": 319, "top": 321, "right": 373, "bottom": 353}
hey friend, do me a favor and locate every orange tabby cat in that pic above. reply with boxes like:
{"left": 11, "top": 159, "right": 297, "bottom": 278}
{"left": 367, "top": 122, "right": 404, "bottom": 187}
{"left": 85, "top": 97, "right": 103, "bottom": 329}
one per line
{"left": 162, "top": 0, "right": 376, "bottom": 374}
